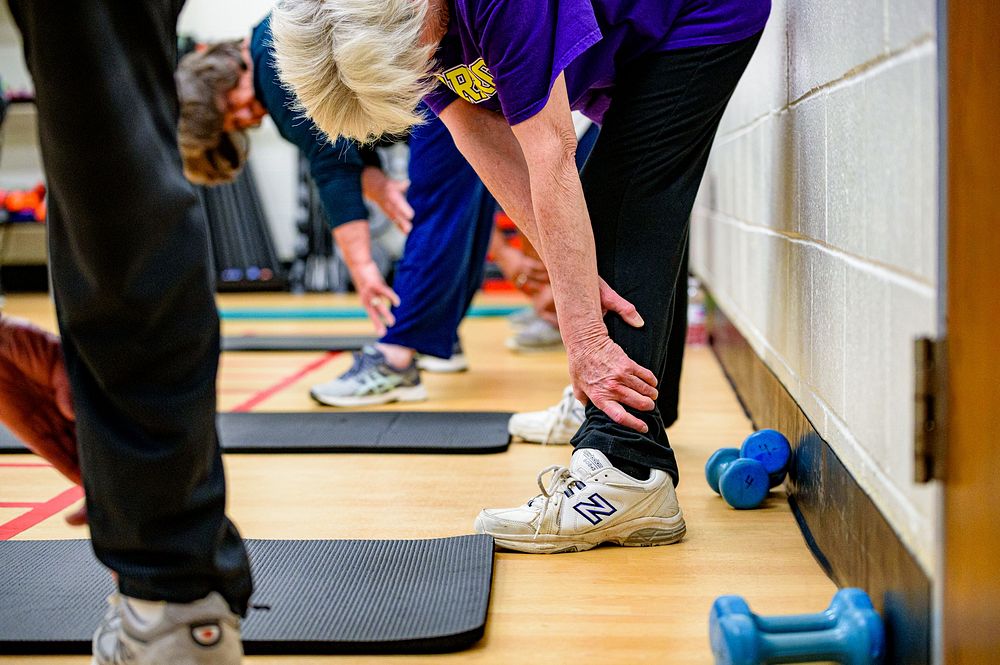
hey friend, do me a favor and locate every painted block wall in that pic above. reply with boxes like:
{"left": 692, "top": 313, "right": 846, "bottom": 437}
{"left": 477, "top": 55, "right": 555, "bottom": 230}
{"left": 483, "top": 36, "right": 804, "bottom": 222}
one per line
{"left": 691, "top": 0, "right": 941, "bottom": 574}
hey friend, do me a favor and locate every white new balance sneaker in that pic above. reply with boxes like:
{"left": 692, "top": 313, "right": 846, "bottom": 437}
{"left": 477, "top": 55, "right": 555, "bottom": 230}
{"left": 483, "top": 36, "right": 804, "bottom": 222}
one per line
{"left": 508, "top": 385, "right": 585, "bottom": 445}
{"left": 92, "top": 592, "right": 242, "bottom": 665}
{"left": 474, "top": 449, "right": 686, "bottom": 554}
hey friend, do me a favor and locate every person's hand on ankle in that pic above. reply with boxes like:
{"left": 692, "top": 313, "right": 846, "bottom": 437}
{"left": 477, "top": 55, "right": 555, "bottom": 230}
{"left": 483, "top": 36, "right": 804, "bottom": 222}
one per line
{"left": 566, "top": 327, "right": 659, "bottom": 435}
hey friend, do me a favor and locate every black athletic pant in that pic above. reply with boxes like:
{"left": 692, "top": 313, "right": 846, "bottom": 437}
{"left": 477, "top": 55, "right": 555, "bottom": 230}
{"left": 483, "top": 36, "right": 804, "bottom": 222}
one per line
{"left": 572, "top": 34, "right": 761, "bottom": 483}
{"left": 9, "top": 1, "right": 253, "bottom": 613}
{"left": 657, "top": 240, "right": 688, "bottom": 429}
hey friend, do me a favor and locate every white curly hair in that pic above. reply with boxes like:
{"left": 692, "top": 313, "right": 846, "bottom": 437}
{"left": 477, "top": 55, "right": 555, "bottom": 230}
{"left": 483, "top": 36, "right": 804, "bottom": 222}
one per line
{"left": 271, "top": 0, "right": 436, "bottom": 143}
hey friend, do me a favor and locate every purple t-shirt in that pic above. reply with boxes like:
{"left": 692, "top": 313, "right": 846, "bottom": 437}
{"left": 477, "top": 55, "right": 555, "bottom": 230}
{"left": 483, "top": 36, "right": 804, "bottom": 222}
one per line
{"left": 425, "top": 0, "right": 770, "bottom": 125}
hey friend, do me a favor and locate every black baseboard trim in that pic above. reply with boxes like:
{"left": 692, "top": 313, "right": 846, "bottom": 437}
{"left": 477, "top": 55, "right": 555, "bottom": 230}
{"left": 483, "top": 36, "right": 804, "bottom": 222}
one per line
{"left": 705, "top": 295, "right": 931, "bottom": 665}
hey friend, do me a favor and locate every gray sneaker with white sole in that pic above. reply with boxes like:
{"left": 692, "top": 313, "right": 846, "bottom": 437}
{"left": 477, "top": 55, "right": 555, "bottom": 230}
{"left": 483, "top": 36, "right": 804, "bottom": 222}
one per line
{"left": 91, "top": 592, "right": 242, "bottom": 665}
{"left": 506, "top": 317, "right": 563, "bottom": 352}
{"left": 311, "top": 345, "right": 427, "bottom": 407}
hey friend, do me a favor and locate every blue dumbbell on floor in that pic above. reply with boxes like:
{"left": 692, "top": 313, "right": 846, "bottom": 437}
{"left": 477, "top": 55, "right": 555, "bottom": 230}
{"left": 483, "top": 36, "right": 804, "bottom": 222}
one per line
{"left": 709, "top": 588, "right": 885, "bottom": 665}
{"left": 740, "top": 429, "right": 792, "bottom": 488}
{"left": 705, "top": 448, "right": 770, "bottom": 509}
{"left": 706, "top": 429, "right": 792, "bottom": 509}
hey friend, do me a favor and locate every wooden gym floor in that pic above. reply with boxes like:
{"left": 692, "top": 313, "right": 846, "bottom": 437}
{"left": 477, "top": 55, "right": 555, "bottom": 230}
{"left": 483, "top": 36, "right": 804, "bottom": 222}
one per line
{"left": 0, "top": 292, "right": 835, "bottom": 664}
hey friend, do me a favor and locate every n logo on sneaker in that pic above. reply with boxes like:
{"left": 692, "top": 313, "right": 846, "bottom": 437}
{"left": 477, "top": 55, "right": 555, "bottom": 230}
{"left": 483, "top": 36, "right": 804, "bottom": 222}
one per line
{"left": 190, "top": 623, "right": 222, "bottom": 647}
{"left": 573, "top": 492, "right": 617, "bottom": 525}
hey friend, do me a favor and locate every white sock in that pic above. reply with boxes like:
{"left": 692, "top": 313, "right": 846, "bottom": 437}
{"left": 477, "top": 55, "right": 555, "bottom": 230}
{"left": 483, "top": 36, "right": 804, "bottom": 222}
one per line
{"left": 124, "top": 597, "right": 166, "bottom": 626}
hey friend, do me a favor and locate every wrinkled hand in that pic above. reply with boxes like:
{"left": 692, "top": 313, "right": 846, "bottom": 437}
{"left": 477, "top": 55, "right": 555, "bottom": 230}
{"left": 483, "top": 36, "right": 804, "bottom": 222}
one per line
{"left": 351, "top": 261, "right": 401, "bottom": 336}
{"left": 0, "top": 316, "right": 86, "bottom": 524}
{"left": 567, "top": 280, "right": 654, "bottom": 433}
{"left": 568, "top": 331, "right": 659, "bottom": 434}
{"left": 362, "top": 167, "right": 414, "bottom": 234}
{"left": 495, "top": 245, "right": 549, "bottom": 295}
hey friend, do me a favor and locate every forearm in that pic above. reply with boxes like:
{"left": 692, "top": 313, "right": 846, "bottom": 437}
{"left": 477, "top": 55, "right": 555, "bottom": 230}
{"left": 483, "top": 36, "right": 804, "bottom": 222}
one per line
{"left": 360, "top": 166, "right": 386, "bottom": 201}
{"left": 332, "top": 220, "right": 375, "bottom": 273}
{"left": 505, "top": 75, "right": 614, "bottom": 344}
{"left": 439, "top": 99, "right": 601, "bottom": 338}
{"left": 524, "top": 148, "right": 604, "bottom": 342}
{"left": 438, "top": 101, "right": 543, "bottom": 249}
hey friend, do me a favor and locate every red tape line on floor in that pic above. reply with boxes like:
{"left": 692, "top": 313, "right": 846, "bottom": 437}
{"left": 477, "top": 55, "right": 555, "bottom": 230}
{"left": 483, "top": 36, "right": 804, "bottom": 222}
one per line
{"left": 0, "top": 486, "right": 84, "bottom": 540}
{"left": 229, "top": 351, "right": 340, "bottom": 413}
{"left": 0, "top": 353, "right": 340, "bottom": 538}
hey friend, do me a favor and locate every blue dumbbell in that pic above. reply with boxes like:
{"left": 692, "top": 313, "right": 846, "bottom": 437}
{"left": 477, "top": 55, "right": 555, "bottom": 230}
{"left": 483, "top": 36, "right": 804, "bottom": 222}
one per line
{"left": 709, "top": 589, "right": 885, "bottom": 665}
{"left": 705, "top": 448, "right": 770, "bottom": 509}
{"left": 740, "top": 429, "right": 792, "bottom": 488}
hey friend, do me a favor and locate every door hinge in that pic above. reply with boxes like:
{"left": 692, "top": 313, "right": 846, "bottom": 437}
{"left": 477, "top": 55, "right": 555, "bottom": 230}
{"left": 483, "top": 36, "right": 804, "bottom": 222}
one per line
{"left": 914, "top": 337, "right": 947, "bottom": 482}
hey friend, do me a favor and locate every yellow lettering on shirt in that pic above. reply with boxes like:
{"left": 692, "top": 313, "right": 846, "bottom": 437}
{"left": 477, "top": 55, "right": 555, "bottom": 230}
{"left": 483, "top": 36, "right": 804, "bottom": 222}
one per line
{"left": 469, "top": 59, "right": 496, "bottom": 95}
{"left": 438, "top": 59, "right": 497, "bottom": 104}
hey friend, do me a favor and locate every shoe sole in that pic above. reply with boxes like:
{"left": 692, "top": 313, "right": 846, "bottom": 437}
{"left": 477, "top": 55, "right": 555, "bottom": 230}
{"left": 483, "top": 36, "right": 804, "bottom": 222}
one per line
{"left": 505, "top": 338, "right": 564, "bottom": 353}
{"left": 507, "top": 311, "right": 536, "bottom": 330}
{"left": 416, "top": 356, "right": 470, "bottom": 373}
{"left": 507, "top": 423, "right": 579, "bottom": 445}
{"left": 310, "top": 384, "right": 428, "bottom": 407}
{"left": 478, "top": 514, "right": 687, "bottom": 554}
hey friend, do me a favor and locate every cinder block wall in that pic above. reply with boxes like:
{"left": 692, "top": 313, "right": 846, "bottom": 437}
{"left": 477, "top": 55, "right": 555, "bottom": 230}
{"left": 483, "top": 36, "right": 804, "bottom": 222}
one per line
{"left": 691, "top": 0, "right": 940, "bottom": 574}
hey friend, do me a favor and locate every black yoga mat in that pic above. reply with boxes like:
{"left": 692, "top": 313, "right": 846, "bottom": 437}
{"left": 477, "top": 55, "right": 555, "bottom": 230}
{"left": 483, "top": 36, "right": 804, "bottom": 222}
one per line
{"left": 217, "top": 411, "right": 511, "bottom": 453}
{"left": 0, "top": 412, "right": 512, "bottom": 454}
{"left": 0, "top": 535, "right": 494, "bottom": 655}
{"left": 222, "top": 335, "right": 375, "bottom": 352}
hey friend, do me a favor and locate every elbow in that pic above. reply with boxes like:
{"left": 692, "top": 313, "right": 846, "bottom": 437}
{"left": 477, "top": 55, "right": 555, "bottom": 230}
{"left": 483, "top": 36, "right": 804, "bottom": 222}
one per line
{"left": 554, "top": 126, "right": 578, "bottom": 168}
{"left": 537, "top": 127, "right": 579, "bottom": 187}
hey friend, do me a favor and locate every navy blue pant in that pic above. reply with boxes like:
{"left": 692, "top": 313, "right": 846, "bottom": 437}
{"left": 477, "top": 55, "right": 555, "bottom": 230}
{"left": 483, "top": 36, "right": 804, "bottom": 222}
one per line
{"left": 380, "top": 114, "right": 496, "bottom": 359}
{"left": 8, "top": 0, "right": 252, "bottom": 613}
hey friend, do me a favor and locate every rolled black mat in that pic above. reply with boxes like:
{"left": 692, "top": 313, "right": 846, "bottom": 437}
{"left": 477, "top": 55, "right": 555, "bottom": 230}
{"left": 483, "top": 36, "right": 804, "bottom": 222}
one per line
{"left": 0, "top": 535, "right": 494, "bottom": 655}
{"left": 222, "top": 335, "right": 376, "bottom": 352}
{"left": 217, "top": 411, "right": 511, "bottom": 453}
{"left": 0, "top": 412, "right": 512, "bottom": 454}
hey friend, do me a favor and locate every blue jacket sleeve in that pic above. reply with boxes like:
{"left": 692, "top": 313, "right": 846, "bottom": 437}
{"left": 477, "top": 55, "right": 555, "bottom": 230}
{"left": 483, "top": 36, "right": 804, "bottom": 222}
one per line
{"left": 250, "top": 16, "right": 369, "bottom": 228}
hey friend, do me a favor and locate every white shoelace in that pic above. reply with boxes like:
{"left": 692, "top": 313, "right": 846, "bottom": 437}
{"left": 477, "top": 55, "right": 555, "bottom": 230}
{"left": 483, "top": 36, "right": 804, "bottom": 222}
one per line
{"left": 542, "top": 388, "right": 579, "bottom": 445}
{"left": 531, "top": 464, "right": 583, "bottom": 537}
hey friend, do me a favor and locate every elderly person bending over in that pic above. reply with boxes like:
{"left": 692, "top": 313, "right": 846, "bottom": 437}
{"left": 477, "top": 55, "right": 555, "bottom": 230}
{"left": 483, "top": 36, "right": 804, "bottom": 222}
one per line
{"left": 273, "top": 0, "right": 768, "bottom": 553}
{"left": 177, "top": 15, "right": 498, "bottom": 408}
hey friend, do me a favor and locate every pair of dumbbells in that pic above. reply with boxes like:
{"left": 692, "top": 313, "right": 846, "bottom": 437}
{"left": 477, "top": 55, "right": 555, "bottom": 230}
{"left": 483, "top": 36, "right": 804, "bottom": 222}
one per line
{"left": 709, "top": 589, "right": 885, "bottom": 665}
{"left": 705, "top": 429, "right": 791, "bottom": 509}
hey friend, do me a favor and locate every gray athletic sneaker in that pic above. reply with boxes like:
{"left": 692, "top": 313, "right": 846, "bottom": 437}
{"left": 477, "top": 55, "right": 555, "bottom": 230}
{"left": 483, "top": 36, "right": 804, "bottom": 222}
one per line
{"left": 507, "top": 308, "right": 536, "bottom": 330}
{"left": 506, "top": 316, "right": 563, "bottom": 352}
{"left": 92, "top": 592, "right": 241, "bottom": 665}
{"left": 311, "top": 345, "right": 427, "bottom": 407}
